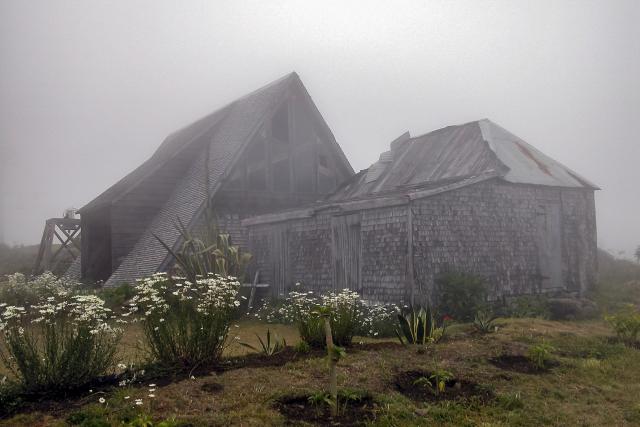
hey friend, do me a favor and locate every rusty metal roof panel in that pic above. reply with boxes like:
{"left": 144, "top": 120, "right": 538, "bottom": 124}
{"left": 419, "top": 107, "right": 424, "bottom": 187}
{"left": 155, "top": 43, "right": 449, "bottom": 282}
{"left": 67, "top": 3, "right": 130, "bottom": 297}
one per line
{"left": 478, "top": 119, "right": 598, "bottom": 189}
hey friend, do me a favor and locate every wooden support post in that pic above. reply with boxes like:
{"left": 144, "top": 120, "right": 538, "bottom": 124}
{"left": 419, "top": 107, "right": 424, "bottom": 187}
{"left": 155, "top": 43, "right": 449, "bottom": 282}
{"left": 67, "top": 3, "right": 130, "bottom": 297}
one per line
{"left": 33, "top": 218, "right": 81, "bottom": 276}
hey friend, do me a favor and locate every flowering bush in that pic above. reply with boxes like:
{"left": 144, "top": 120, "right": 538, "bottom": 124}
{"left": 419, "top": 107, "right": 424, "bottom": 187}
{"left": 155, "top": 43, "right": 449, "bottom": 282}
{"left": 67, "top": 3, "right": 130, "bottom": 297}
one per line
{"left": 0, "top": 276, "right": 121, "bottom": 394}
{"left": 0, "top": 272, "right": 75, "bottom": 308}
{"left": 127, "top": 273, "right": 241, "bottom": 367}
{"left": 256, "top": 285, "right": 399, "bottom": 347}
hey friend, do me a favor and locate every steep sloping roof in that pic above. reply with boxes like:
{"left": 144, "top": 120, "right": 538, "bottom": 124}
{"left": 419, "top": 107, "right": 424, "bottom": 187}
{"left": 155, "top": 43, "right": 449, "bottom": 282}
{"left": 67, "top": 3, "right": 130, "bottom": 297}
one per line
{"left": 102, "top": 73, "right": 298, "bottom": 285}
{"left": 95, "top": 72, "right": 353, "bottom": 286}
{"left": 331, "top": 119, "right": 597, "bottom": 201}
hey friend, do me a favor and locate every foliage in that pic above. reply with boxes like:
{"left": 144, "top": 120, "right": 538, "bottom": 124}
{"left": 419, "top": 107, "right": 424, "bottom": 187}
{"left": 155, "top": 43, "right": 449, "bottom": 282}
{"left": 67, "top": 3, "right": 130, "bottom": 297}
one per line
{"left": 294, "top": 340, "right": 311, "bottom": 354}
{"left": 308, "top": 390, "right": 333, "bottom": 412}
{"left": 605, "top": 304, "right": 640, "bottom": 345}
{"left": 503, "top": 295, "right": 551, "bottom": 319}
{"left": 127, "top": 273, "right": 241, "bottom": 367}
{"left": 0, "top": 272, "right": 77, "bottom": 308}
{"left": 527, "top": 342, "right": 555, "bottom": 370}
{"left": 496, "top": 392, "right": 524, "bottom": 410}
{"left": 265, "top": 287, "right": 390, "bottom": 347}
{"left": 154, "top": 216, "right": 251, "bottom": 283}
{"left": 473, "top": 309, "right": 498, "bottom": 333}
{"left": 0, "top": 379, "right": 23, "bottom": 417}
{"left": 434, "top": 272, "right": 487, "bottom": 322}
{"left": 240, "top": 328, "right": 286, "bottom": 356}
{"left": 413, "top": 369, "right": 454, "bottom": 395}
{"left": 97, "top": 283, "right": 136, "bottom": 312}
{"left": 256, "top": 286, "right": 399, "bottom": 342}
{"left": 395, "top": 306, "right": 446, "bottom": 346}
{"left": 0, "top": 275, "right": 121, "bottom": 394}
{"left": 66, "top": 407, "right": 181, "bottom": 427}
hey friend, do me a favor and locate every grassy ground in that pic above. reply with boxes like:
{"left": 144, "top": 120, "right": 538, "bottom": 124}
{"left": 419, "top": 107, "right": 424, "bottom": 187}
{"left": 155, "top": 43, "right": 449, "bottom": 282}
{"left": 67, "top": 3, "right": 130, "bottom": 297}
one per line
{"left": 3, "top": 317, "right": 640, "bottom": 426}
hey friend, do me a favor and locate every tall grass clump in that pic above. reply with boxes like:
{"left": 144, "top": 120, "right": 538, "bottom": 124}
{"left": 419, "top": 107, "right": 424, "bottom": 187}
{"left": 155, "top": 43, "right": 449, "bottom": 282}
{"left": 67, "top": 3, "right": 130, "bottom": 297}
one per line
{"left": 127, "top": 272, "right": 241, "bottom": 367}
{"left": 0, "top": 275, "right": 121, "bottom": 394}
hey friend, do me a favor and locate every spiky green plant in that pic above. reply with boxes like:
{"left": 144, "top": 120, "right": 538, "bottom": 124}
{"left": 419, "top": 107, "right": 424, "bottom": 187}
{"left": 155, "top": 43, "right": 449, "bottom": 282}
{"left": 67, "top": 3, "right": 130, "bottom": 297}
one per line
{"left": 473, "top": 309, "right": 499, "bottom": 333}
{"left": 239, "top": 329, "right": 286, "bottom": 356}
{"left": 395, "top": 306, "right": 445, "bottom": 346}
{"left": 154, "top": 215, "right": 252, "bottom": 283}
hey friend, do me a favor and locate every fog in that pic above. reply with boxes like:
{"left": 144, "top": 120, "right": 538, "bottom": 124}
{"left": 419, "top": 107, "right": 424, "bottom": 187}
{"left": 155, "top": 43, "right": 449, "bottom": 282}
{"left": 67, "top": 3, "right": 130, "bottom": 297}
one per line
{"left": 0, "top": 0, "right": 638, "bottom": 257}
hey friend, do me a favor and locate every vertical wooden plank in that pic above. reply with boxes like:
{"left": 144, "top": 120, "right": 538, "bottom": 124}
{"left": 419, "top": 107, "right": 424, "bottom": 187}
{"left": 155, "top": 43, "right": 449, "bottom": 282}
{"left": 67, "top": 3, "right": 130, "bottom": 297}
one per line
{"left": 407, "top": 202, "right": 415, "bottom": 306}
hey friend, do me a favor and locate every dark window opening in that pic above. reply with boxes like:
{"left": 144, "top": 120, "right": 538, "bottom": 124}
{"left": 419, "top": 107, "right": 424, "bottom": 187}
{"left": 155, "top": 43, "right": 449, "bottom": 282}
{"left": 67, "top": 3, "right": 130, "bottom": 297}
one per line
{"left": 319, "top": 154, "right": 328, "bottom": 168}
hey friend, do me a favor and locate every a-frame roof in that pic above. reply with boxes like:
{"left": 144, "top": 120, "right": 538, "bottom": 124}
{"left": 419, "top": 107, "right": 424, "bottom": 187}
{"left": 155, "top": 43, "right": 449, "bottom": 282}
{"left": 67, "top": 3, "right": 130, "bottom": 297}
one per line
{"left": 74, "top": 72, "right": 352, "bottom": 285}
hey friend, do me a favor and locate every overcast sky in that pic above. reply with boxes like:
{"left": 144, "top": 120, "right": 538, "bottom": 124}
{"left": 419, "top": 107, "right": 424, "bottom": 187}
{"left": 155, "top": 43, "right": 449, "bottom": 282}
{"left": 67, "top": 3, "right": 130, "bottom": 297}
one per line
{"left": 0, "top": 0, "right": 638, "bottom": 257}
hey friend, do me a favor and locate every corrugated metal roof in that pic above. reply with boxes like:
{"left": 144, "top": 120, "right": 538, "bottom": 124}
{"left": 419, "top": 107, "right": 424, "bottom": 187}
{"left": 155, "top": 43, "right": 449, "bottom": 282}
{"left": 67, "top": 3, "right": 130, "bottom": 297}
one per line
{"left": 478, "top": 119, "right": 598, "bottom": 189}
{"left": 331, "top": 119, "right": 597, "bottom": 202}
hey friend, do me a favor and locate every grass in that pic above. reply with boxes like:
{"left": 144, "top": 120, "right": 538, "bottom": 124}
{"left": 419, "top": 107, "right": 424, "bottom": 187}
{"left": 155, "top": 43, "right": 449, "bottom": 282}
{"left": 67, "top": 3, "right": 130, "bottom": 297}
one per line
{"left": 2, "top": 316, "right": 640, "bottom": 426}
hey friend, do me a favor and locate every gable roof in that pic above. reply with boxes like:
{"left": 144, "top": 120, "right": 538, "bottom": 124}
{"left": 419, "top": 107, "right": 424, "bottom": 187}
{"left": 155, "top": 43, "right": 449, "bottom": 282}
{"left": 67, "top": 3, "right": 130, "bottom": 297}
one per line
{"left": 92, "top": 72, "right": 351, "bottom": 286}
{"left": 330, "top": 119, "right": 598, "bottom": 201}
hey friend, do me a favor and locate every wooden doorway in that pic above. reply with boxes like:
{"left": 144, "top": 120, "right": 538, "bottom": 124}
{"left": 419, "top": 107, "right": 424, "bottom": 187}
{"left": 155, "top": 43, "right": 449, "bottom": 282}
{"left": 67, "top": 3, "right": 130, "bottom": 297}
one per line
{"left": 535, "top": 203, "right": 563, "bottom": 291}
{"left": 331, "top": 214, "right": 361, "bottom": 291}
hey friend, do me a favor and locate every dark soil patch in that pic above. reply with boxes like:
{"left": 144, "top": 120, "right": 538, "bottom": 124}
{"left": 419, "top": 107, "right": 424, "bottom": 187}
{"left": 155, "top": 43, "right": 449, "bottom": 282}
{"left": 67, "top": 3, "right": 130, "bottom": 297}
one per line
{"left": 200, "top": 381, "right": 224, "bottom": 394}
{"left": 214, "top": 347, "right": 325, "bottom": 372}
{"left": 273, "top": 392, "right": 376, "bottom": 426}
{"left": 394, "top": 370, "right": 494, "bottom": 403}
{"left": 489, "top": 354, "right": 558, "bottom": 374}
{"left": 350, "top": 341, "right": 402, "bottom": 352}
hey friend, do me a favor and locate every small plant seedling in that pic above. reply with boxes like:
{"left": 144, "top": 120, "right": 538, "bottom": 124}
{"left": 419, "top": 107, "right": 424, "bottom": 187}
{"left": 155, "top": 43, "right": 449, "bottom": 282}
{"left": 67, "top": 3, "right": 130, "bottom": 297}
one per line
{"left": 527, "top": 342, "right": 555, "bottom": 370}
{"left": 412, "top": 369, "right": 454, "bottom": 396}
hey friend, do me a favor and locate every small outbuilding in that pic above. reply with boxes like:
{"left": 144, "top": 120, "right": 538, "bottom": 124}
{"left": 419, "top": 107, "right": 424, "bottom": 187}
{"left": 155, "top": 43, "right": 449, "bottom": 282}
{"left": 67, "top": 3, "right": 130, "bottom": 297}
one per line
{"left": 243, "top": 119, "right": 598, "bottom": 304}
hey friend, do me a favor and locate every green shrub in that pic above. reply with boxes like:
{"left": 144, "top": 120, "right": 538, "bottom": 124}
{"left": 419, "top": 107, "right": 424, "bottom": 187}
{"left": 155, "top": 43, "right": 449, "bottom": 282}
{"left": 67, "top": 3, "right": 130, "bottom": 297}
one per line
{"left": 527, "top": 342, "right": 555, "bottom": 370}
{"left": 97, "top": 283, "right": 135, "bottom": 312}
{"left": 294, "top": 340, "right": 311, "bottom": 354}
{"left": 503, "top": 295, "right": 551, "bottom": 319}
{"left": 0, "top": 272, "right": 76, "bottom": 308}
{"left": 0, "top": 276, "right": 121, "bottom": 394}
{"left": 605, "top": 304, "right": 640, "bottom": 345}
{"left": 127, "top": 273, "right": 241, "bottom": 367}
{"left": 434, "top": 272, "right": 487, "bottom": 322}
{"left": 395, "top": 306, "right": 446, "bottom": 346}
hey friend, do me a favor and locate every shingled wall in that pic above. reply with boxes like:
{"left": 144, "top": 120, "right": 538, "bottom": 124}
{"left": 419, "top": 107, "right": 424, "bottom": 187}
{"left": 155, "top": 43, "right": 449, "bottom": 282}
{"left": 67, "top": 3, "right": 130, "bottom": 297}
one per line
{"left": 245, "top": 179, "right": 597, "bottom": 303}
{"left": 411, "top": 180, "right": 597, "bottom": 302}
